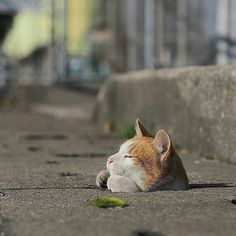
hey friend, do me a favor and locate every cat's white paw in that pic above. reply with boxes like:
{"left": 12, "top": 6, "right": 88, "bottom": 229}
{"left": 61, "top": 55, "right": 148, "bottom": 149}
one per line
{"left": 107, "top": 175, "right": 139, "bottom": 193}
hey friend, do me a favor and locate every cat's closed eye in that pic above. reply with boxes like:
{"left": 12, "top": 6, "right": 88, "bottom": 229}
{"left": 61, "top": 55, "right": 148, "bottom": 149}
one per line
{"left": 124, "top": 155, "right": 133, "bottom": 158}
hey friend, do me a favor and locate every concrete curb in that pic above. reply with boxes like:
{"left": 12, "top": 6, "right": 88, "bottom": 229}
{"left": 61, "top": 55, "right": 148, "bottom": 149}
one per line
{"left": 96, "top": 65, "right": 236, "bottom": 163}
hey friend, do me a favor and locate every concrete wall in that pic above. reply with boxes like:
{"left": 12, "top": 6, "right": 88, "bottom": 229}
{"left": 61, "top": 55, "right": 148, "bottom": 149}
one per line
{"left": 96, "top": 65, "right": 236, "bottom": 163}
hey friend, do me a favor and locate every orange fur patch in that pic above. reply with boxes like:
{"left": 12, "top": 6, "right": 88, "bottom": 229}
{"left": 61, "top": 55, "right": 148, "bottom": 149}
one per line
{"left": 129, "top": 137, "right": 161, "bottom": 189}
{"left": 128, "top": 136, "right": 188, "bottom": 190}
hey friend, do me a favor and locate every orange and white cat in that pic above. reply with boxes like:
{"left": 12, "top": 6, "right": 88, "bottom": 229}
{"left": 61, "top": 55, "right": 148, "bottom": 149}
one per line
{"left": 96, "top": 119, "right": 189, "bottom": 192}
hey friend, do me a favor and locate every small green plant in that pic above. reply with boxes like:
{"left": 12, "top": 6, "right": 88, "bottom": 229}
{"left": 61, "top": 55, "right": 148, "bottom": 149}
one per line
{"left": 120, "top": 123, "right": 136, "bottom": 140}
{"left": 91, "top": 196, "right": 127, "bottom": 208}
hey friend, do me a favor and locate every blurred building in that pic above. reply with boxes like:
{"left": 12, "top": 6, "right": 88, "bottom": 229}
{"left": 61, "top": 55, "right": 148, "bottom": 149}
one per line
{"left": 105, "top": 0, "right": 236, "bottom": 72}
{"left": 0, "top": 0, "right": 53, "bottom": 84}
{"left": 0, "top": 0, "right": 104, "bottom": 84}
{"left": 1, "top": 0, "right": 236, "bottom": 85}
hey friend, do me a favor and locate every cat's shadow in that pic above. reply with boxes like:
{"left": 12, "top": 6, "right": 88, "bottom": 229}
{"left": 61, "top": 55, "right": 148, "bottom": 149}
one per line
{"left": 189, "top": 183, "right": 235, "bottom": 189}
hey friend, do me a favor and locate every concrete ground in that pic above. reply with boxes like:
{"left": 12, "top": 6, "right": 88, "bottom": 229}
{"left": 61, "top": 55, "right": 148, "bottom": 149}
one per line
{"left": 0, "top": 88, "right": 236, "bottom": 236}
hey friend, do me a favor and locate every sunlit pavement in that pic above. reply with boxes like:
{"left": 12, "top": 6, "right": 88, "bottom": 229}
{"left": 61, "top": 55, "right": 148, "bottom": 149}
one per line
{"left": 0, "top": 100, "right": 236, "bottom": 236}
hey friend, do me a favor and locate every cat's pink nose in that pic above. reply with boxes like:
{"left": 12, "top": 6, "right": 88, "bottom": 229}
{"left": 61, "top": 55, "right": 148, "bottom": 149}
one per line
{"left": 107, "top": 159, "right": 113, "bottom": 165}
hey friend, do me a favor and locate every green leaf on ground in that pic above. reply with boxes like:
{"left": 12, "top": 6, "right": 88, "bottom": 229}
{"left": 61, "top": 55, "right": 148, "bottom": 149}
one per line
{"left": 91, "top": 196, "right": 127, "bottom": 208}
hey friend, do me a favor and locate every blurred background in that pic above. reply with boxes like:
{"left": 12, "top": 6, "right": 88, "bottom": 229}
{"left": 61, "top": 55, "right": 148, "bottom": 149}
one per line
{"left": 1, "top": 2, "right": 236, "bottom": 235}
{"left": 0, "top": 0, "right": 236, "bottom": 87}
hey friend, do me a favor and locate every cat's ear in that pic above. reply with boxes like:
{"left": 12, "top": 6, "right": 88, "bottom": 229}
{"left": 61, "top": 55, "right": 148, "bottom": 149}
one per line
{"left": 154, "top": 129, "right": 171, "bottom": 161}
{"left": 135, "top": 118, "right": 153, "bottom": 137}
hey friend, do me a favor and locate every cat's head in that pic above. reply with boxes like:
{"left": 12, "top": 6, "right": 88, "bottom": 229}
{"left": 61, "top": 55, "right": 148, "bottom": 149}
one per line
{"left": 106, "top": 119, "right": 189, "bottom": 191}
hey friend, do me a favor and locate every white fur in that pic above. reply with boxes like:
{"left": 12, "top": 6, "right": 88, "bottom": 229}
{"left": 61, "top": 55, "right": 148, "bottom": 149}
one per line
{"left": 107, "top": 140, "right": 134, "bottom": 175}
{"left": 107, "top": 175, "right": 139, "bottom": 192}
{"left": 106, "top": 140, "right": 146, "bottom": 191}
{"left": 119, "top": 140, "right": 134, "bottom": 154}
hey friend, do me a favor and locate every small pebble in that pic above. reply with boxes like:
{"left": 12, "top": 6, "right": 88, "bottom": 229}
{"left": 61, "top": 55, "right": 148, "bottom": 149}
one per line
{"left": 231, "top": 199, "right": 236, "bottom": 204}
{"left": 46, "top": 160, "right": 59, "bottom": 164}
{"left": 59, "top": 172, "right": 78, "bottom": 177}
{"left": 28, "top": 146, "right": 40, "bottom": 152}
{"left": 0, "top": 192, "right": 5, "bottom": 197}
